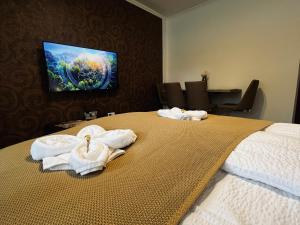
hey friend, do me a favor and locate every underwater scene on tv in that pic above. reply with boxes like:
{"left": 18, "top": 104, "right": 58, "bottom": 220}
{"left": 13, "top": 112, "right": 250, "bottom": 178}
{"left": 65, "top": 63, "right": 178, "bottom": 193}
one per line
{"left": 43, "top": 42, "right": 117, "bottom": 92}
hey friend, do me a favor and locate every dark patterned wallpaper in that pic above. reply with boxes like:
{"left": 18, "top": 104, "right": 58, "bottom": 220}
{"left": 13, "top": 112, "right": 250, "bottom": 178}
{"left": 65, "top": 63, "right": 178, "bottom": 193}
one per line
{"left": 0, "top": 0, "right": 162, "bottom": 148}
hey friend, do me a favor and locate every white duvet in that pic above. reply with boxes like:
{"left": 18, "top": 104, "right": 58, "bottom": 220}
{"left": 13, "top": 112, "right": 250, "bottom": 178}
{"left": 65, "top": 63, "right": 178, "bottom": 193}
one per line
{"left": 181, "top": 123, "right": 300, "bottom": 225}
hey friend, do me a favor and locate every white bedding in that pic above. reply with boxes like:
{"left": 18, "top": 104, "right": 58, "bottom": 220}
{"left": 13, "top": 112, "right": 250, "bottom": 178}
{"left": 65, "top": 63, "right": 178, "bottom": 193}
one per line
{"left": 265, "top": 123, "right": 300, "bottom": 139}
{"left": 223, "top": 131, "right": 300, "bottom": 196}
{"left": 181, "top": 123, "right": 300, "bottom": 225}
{"left": 181, "top": 172, "right": 300, "bottom": 225}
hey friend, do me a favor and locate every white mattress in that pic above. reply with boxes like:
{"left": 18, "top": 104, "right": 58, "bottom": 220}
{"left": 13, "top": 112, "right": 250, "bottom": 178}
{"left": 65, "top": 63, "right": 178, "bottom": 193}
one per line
{"left": 181, "top": 123, "right": 300, "bottom": 225}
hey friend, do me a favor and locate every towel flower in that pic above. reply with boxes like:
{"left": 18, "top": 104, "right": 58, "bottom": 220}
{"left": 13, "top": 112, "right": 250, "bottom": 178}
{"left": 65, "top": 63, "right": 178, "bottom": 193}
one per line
{"left": 31, "top": 125, "right": 137, "bottom": 175}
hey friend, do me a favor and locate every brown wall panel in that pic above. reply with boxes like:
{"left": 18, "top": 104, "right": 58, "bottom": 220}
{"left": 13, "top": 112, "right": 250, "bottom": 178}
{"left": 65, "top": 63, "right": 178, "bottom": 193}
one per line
{"left": 0, "top": 0, "right": 162, "bottom": 148}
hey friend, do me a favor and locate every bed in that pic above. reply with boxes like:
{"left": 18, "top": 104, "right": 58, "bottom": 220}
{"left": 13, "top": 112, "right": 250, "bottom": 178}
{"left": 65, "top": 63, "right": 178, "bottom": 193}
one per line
{"left": 0, "top": 112, "right": 299, "bottom": 225}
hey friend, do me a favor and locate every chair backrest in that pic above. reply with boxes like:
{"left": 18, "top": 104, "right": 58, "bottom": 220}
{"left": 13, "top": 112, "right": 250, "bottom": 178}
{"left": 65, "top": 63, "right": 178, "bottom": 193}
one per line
{"left": 236, "top": 80, "right": 259, "bottom": 111}
{"left": 185, "top": 81, "right": 211, "bottom": 111}
{"left": 156, "top": 83, "right": 168, "bottom": 106}
{"left": 164, "top": 82, "right": 186, "bottom": 109}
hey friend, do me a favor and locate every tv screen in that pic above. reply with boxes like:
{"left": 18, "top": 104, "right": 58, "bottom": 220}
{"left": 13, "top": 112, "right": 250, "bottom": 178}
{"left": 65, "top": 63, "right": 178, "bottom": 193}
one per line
{"left": 43, "top": 42, "right": 117, "bottom": 92}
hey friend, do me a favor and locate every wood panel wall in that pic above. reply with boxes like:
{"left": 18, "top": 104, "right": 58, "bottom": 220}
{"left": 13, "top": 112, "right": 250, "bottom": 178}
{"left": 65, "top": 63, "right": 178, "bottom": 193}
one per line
{"left": 0, "top": 0, "right": 162, "bottom": 148}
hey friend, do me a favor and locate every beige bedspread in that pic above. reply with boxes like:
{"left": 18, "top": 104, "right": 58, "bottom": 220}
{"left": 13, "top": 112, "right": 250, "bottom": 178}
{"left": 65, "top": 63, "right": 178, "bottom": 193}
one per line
{"left": 0, "top": 112, "right": 272, "bottom": 225}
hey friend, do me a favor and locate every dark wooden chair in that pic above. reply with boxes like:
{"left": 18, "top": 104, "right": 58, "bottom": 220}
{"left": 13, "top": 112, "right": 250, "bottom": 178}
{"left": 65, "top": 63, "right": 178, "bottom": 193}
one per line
{"left": 156, "top": 83, "right": 168, "bottom": 107}
{"left": 218, "top": 80, "right": 259, "bottom": 112}
{"left": 185, "top": 81, "right": 215, "bottom": 112}
{"left": 164, "top": 82, "right": 186, "bottom": 109}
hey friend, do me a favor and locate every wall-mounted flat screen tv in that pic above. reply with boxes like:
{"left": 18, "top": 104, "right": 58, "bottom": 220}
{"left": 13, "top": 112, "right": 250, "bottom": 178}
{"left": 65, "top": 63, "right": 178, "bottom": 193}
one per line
{"left": 43, "top": 42, "right": 117, "bottom": 92}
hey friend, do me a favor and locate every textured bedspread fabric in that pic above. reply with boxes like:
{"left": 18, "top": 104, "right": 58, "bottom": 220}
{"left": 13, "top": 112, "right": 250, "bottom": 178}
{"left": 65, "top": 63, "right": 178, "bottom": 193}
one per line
{"left": 0, "top": 112, "right": 272, "bottom": 225}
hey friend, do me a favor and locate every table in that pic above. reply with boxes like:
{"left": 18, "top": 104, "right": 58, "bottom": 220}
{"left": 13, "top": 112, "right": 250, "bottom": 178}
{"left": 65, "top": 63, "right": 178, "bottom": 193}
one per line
{"left": 44, "top": 120, "right": 86, "bottom": 135}
{"left": 208, "top": 89, "right": 242, "bottom": 94}
{"left": 207, "top": 89, "right": 242, "bottom": 106}
{"left": 54, "top": 120, "right": 84, "bottom": 129}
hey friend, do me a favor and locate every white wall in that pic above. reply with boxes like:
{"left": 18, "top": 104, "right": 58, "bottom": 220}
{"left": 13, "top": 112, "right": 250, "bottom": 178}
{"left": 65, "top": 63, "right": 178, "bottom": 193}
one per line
{"left": 165, "top": 0, "right": 300, "bottom": 122}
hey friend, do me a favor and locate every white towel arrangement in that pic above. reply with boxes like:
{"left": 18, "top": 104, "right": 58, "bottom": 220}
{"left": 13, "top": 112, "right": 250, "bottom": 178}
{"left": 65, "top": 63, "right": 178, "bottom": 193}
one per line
{"left": 69, "top": 140, "right": 110, "bottom": 176}
{"left": 31, "top": 135, "right": 81, "bottom": 160}
{"left": 31, "top": 125, "right": 137, "bottom": 175}
{"left": 42, "top": 153, "right": 72, "bottom": 171}
{"left": 76, "top": 125, "right": 106, "bottom": 139}
{"left": 93, "top": 129, "right": 138, "bottom": 149}
{"left": 157, "top": 107, "right": 208, "bottom": 121}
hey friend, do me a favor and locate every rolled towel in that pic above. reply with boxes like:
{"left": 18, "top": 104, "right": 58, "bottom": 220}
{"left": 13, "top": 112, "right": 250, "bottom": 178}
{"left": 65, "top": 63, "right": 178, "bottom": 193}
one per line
{"left": 69, "top": 140, "right": 110, "bottom": 175}
{"left": 158, "top": 107, "right": 190, "bottom": 120}
{"left": 31, "top": 135, "right": 81, "bottom": 160}
{"left": 184, "top": 110, "right": 208, "bottom": 121}
{"left": 157, "top": 107, "right": 207, "bottom": 121}
{"left": 94, "top": 129, "right": 137, "bottom": 149}
{"left": 77, "top": 125, "right": 106, "bottom": 139}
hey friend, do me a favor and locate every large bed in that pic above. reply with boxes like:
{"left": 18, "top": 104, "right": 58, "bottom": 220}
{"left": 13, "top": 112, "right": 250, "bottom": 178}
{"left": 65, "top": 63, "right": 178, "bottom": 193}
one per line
{"left": 0, "top": 112, "right": 299, "bottom": 225}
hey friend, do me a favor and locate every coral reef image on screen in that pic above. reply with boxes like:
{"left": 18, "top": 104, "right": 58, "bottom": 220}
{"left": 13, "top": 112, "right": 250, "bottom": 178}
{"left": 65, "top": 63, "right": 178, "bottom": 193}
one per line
{"left": 43, "top": 42, "right": 117, "bottom": 92}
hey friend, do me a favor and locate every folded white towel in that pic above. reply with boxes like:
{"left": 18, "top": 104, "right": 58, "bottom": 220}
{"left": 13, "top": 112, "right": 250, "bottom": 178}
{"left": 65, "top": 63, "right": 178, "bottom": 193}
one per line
{"left": 223, "top": 131, "right": 300, "bottom": 197}
{"left": 265, "top": 123, "right": 300, "bottom": 139}
{"left": 31, "top": 135, "right": 81, "bottom": 160}
{"left": 43, "top": 153, "right": 72, "bottom": 171}
{"left": 94, "top": 129, "right": 137, "bottom": 149}
{"left": 77, "top": 125, "right": 106, "bottom": 138}
{"left": 157, "top": 107, "right": 207, "bottom": 121}
{"left": 42, "top": 147, "right": 125, "bottom": 173}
